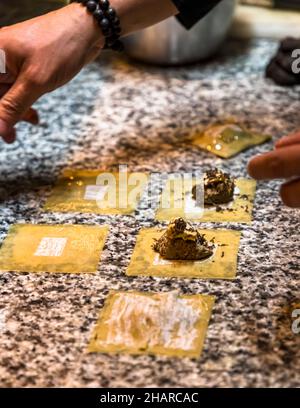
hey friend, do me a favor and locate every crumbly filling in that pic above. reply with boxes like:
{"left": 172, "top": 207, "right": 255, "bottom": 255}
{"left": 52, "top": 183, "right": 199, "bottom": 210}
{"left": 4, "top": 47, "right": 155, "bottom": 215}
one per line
{"left": 153, "top": 218, "right": 214, "bottom": 261}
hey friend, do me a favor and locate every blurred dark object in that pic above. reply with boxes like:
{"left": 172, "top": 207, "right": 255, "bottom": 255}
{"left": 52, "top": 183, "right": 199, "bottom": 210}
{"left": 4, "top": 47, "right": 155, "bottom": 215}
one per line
{"left": 266, "top": 37, "right": 300, "bottom": 86}
{"left": 275, "top": 0, "right": 300, "bottom": 9}
{"left": 0, "top": 0, "right": 66, "bottom": 26}
{"left": 240, "top": 0, "right": 300, "bottom": 9}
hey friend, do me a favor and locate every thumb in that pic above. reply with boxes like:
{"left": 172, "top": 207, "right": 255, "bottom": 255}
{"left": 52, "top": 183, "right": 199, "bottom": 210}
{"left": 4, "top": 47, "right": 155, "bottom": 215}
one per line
{"left": 275, "top": 132, "right": 300, "bottom": 149}
{"left": 0, "top": 73, "right": 41, "bottom": 142}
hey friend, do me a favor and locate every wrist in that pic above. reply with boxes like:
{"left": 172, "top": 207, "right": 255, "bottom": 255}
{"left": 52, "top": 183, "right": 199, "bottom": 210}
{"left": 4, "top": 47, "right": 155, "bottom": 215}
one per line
{"left": 68, "top": 1, "right": 124, "bottom": 51}
{"left": 67, "top": 2, "right": 105, "bottom": 48}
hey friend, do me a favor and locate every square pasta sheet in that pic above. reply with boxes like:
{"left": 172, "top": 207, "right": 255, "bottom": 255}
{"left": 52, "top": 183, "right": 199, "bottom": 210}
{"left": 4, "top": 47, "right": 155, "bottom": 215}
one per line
{"left": 44, "top": 169, "right": 149, "bottom": 215}
{"left": 0, "top": 224, "right": 109, "bottom": 274}
{"left": 192, "top": 122, "right": 271, "bottom": 159}
{"left": 88, "top": 291, "right": 215, "bottom": 358}
{"left": 127, "top": 228, "right": 241, "bottom": 279}
{"left": 156, "top": 176, "right": 256, "bottom": 223}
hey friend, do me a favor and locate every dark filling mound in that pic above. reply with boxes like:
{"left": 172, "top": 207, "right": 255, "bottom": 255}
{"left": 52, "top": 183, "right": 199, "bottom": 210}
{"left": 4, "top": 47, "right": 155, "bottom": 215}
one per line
{"left": 153, "top": 218, "right": 214, "bottom": 261}
{"left": 192, "top": 168, "right": 235, "bottom": 206}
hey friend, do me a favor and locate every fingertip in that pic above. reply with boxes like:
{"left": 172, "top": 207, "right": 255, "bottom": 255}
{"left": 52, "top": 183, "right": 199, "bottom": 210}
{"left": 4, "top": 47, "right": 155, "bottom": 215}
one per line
{"left": 280, "top": 183, "right": 294, "bottom": 208}
{"left": 280, "top": 180, "right": 300, "bottom": 208}
{"left": 247, "top": 156, "right": 260, "bottom": 180}
{"left": 248, "top": 152, "right": 284, "bottom": 180}
{"left": 0, "top": 118, "right": 17, "bottom": 143}
{"left": 0, "top": 118, "right": 11, "bottom": 137}
{"left": 1, "top": 130, "right": 16, "bottom": 144}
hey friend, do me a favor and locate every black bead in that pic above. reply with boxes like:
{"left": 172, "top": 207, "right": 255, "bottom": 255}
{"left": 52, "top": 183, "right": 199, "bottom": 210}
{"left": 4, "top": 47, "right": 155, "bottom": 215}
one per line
{"left": 102, "top": 25, "right": 112, "bottom": 35}
{"left": 79, "top": 0, "right": 124, "bottom": 53}
{"left": 86, "top": 1, "right": 97, "bottom": 12}
{"left": 112, "top": 16, "right": 120, "bottom": 26}
{"left": 99, "top": 0, "right": 109, "bottom": 10}
{"left": 100, "top": 17, "right": 110, "bottom": 31}
{"left": 93, "top": 8, "right": 104, "bottom": 21}
{"left": 102, "top": 29, "right": 110, "bottom": 37}
{"left": 107, "top": 7, "right": 116, "bottom": 19}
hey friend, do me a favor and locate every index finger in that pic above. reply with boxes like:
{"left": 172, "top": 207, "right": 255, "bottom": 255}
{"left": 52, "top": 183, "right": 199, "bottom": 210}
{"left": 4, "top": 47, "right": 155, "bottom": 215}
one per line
{"left": 248, "top": 144, "right": 300, "bottom": 180}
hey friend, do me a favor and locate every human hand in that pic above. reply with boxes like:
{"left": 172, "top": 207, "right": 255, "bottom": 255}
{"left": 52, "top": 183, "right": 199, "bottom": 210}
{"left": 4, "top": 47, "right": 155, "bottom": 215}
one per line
{"left": 0, "top": 3, "right": 104, "bottom": 143}
{"left": 248, "top": 131, "right": 300, "bottom": 208}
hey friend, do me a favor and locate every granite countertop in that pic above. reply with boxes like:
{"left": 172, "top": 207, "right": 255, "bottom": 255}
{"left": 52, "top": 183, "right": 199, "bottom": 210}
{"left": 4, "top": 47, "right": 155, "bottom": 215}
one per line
{"left": 0, "top": 38, "right": 300, "bottom": 388}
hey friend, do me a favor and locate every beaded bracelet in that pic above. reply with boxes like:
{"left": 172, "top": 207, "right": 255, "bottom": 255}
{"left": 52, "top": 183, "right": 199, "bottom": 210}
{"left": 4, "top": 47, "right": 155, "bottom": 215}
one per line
{"left": 70, "top": 0, "right": 124, "bottom": 52}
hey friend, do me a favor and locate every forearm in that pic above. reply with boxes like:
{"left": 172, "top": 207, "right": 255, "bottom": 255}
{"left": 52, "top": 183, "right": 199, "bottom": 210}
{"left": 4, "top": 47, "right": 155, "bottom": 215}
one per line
{"left": 69, "top": 0, "right": 178, "bottom": 43}
{"left": 109, "top": 0, "right": 178, "bottom": 35}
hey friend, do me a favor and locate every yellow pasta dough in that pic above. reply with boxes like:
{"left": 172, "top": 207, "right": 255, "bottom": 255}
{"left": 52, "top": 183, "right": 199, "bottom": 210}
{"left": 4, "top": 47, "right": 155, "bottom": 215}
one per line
{"left": 127, "top": 227, "right": 241, "bottom": 279}
{"left": 192, "top": 122, "right": 271, "bottom": 159}
{"left": 44, "top": 169, "right": 149, "bottom": 215}
{"left": 0, "top": 224, "right": 109, "bottom": 274}
{"left": 88, "top": 291, "right": 215, "bottom": 358}
{"left": 156, "top": 176, "right": 256, "bottom": 224}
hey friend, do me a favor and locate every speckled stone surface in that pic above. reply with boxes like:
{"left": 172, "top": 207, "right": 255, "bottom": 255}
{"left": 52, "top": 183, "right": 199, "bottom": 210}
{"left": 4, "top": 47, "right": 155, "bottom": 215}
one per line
{"left": 0, "top": 39, "right": 300, "bottom": 388}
